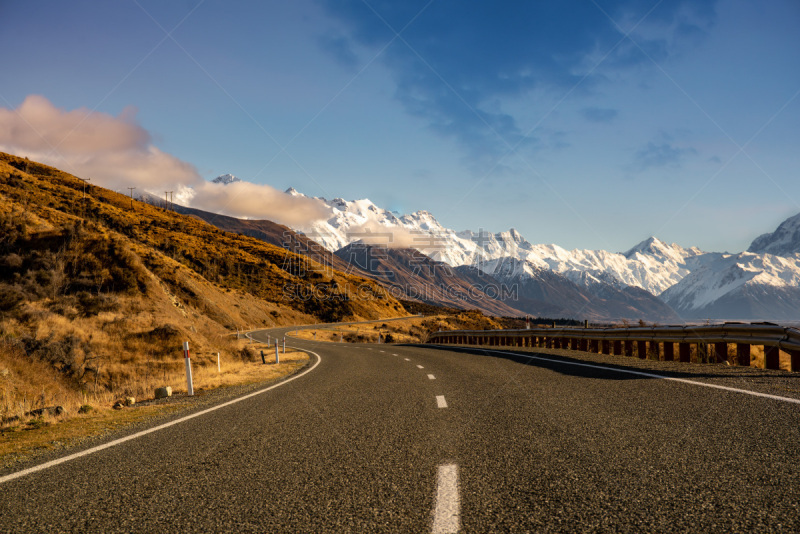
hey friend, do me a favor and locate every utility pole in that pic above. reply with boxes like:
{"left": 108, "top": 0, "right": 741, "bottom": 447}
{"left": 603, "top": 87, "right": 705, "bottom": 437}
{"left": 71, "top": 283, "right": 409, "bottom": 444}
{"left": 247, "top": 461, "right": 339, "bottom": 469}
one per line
{"left": 127, "top": 187, "right": 136, "bottom": 210}
{"left": 79, "top": 178, "right": 91, "bottom": 200}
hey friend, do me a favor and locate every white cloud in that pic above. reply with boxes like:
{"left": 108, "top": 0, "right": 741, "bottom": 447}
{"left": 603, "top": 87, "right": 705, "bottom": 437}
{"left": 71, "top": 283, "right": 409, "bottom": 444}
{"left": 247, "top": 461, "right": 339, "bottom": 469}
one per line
{"left": 0, "top": 95, "right": 330, "bottom": 227}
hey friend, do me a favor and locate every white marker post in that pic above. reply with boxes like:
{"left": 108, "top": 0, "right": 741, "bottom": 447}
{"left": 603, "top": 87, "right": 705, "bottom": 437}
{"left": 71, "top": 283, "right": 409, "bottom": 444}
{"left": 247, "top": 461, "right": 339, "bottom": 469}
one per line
{"left": 275, "top": 343, "right": 279, "bottom": 364}
{"left": 282, "top": 337, "right": 286, "bottom": 354}
{"left": 183, "top": 341, "right": 194, "bottom": 396}
{"left": 217, "top": 352, "right": 221, "bottom": 373}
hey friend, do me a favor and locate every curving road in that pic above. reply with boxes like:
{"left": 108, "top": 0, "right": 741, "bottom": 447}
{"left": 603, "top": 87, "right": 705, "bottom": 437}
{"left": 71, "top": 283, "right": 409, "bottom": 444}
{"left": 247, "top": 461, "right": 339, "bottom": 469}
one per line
{"left": 2, "top": 327, "right": 800, "bottom": 532}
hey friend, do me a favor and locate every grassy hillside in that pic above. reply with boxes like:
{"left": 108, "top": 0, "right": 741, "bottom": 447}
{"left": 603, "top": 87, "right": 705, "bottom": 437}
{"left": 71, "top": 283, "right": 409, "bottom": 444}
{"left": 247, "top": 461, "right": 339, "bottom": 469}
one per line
{"left": 0, "top": 151, "right": 407, "bottom": 428}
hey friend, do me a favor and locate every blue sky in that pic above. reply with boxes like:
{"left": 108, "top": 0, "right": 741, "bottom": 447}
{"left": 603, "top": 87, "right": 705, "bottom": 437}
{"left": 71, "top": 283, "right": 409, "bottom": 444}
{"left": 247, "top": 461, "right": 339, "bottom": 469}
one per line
{"left": 0, "top": 0, "right": 798, "bottom": 253}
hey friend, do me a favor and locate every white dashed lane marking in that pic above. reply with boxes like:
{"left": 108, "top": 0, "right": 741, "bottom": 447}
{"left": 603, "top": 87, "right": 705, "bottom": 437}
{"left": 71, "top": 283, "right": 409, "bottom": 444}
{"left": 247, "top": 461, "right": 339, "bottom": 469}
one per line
{"left": 436, "top": 395, "right": 448, "bottom": 409}
{"left": 428, "top": 374, "right": 435, "bottom": 380}
{"left": 417, "top": 365, "right": 424, "bottom": 369}
{"left": 432, "top": 463, "right": 460, "bottom": 533}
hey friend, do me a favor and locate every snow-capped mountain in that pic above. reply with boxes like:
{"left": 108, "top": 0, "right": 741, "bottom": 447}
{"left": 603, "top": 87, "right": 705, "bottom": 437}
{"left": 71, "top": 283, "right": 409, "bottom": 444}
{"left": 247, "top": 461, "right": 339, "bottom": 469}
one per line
{"left": 293, "top": 189, "right": 707, "bottom": 294}
{"left": 661, "top": 252, "right": 800, "bottom": 320}
{"left": 748, "top": 212, "right": 800, "bottom": 256}
{"left": 286, "top": 187, "right": 800, "bottom": 321}
{"left": 212, "top": 173, "right": 241, "bottom": 185}
{"left": 470, "top": 257, "right": 681, "bottom": 322}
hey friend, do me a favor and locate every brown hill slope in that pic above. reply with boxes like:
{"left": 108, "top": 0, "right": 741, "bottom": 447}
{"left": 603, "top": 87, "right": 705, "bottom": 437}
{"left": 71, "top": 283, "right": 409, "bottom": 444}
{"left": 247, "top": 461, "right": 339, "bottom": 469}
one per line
{"left": 165, "top": 202, "right": 359, "bottom": 276}
{"left": 0, "top": 152, "right": 405, "bottom": 323}
{"left": 335, "top": 243, "right": 527, "bottom": 317}
{"left": 0, "top": 151, "right": 406, "bottom": 424}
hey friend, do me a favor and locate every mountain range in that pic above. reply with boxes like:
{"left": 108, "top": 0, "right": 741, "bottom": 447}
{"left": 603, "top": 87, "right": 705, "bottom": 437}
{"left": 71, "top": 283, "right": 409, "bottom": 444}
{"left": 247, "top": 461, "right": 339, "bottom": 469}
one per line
{"left": 136, "top": 175, "right": 799, "bottom": 323}
{"left": 284, "top": 187, "right": 800, "bottom": 322}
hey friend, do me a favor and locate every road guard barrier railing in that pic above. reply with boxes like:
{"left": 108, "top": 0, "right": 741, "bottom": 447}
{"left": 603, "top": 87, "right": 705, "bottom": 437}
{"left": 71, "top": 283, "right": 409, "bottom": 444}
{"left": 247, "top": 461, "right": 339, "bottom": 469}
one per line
{"left": 426, "top": 324, "right": 800, "bottom": 372}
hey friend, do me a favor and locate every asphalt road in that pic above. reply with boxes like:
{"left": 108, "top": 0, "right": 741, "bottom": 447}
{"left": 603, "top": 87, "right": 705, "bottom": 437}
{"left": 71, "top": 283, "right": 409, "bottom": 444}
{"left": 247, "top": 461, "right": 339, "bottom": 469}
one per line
{"left": 2, "top": 328, "right": 800, "bottom": 532}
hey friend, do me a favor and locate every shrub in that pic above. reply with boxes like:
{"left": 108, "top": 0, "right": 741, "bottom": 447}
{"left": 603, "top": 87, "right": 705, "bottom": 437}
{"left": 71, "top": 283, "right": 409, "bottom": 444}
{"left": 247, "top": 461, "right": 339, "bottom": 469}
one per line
{"left": 0, "top": 284, "right": 25, "bottom": 312}
{"left": 77, "top": 292, "right": 118, "bottom": 317}
{"left": 238, "top": 346, "right": 256, "bottom": 362}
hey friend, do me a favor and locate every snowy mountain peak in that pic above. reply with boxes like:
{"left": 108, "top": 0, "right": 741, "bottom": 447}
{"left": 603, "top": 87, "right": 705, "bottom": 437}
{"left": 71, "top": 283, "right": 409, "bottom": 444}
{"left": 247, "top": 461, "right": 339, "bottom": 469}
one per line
{"left": 285, "top": 187, "right": 302, "bottom": 196}
{"left": 748, "top": 211, "right": 800, "bottom": 257}
{"left": 624, "top": 236, "right": 670, "bottom": 257}
{"left": 212, "top": 173, "right": 241, "bottom": 185}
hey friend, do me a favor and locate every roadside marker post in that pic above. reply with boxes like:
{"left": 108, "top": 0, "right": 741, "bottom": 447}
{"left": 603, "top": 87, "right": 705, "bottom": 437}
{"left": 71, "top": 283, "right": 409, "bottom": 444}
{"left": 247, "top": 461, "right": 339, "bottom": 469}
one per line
{"left": 282, "top": 337, "right": 286, "bottom": 354}
{"left": 260, "top": 350, "right": 266, "bottom": 364}
{"left": 217, "top": 352, "right": 221, "bottom": 373}
{"left": 183, "top": 342, "right": 194, "bottom": 396}
{"left": 275, "top": 343, "right": 279, "bottom": 364}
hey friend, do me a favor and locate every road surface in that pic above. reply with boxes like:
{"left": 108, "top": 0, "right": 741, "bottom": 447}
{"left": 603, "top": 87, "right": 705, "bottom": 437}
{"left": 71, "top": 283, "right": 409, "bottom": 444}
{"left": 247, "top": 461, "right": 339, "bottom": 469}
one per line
{"left": 2, "top": 327, "right": 799, "bottom": 532}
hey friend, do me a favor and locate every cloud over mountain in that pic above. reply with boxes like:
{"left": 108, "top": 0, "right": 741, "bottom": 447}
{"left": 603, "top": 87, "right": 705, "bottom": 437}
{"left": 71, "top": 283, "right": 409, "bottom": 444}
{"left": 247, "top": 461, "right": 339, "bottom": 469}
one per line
{"left": 0, "top": 95, "right": 329, "bottom": 227}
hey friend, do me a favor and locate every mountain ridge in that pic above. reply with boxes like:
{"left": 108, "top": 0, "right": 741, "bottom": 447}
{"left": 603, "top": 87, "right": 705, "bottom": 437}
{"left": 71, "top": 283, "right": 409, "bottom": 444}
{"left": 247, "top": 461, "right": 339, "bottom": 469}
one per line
{"left": 288, "top": 187, "right": 800, "bottom": 321}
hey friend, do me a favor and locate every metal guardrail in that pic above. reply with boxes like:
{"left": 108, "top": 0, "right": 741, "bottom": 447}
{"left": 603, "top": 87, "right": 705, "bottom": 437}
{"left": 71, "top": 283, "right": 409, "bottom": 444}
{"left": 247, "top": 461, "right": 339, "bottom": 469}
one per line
{"left": 426, "top": 324, "right": 800, "bottom": 372}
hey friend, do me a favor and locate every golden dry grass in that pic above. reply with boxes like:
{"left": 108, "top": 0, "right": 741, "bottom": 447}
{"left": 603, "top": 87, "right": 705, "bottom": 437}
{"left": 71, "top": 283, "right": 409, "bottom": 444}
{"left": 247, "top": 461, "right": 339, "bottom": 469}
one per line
{"left": 288, "top": 312, "right": 510, "bottom": 344}
{"left": 0, "top": 150, "right": 410, "bottom": 462}
{"left": 0, "top": 337, "right": 309, "bottom": 463}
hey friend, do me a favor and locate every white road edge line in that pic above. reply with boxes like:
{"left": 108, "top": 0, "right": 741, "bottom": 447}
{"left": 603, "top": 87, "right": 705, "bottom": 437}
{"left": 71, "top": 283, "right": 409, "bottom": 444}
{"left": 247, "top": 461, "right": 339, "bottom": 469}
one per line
{"left": 428, "top": 374, "right": 436, "bottom": 380}
{"left": 474, "top": 347, "right": 800, "bottom": 405}
{"left": 436, "top": 395, "right": 448, "bottom": 408}
{"left": 0, "top": 347, "right": 323, "bottom": 485}
{"left": 432, "top": 463, "right": 460, "bottom": 534}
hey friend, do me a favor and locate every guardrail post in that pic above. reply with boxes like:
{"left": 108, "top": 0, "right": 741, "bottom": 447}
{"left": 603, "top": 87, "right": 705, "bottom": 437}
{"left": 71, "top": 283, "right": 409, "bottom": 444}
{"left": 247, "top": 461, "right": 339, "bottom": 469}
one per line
{"left": 663, "top": 342, "right": 674, "bottom": 361}
{"left": 789, "top": 350, "right": 800, "bottom": 372}
{"left": 736, "top": 343, "right": 750, "bottom": 366}
{"left": 679, "top": 343, "right": 691, "bottom": 363}
{"left": 764, "top": 345, "right": 780, "bottom": 370}
{"left": 714, "top": 342, "right": 728, "bottom": 364}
